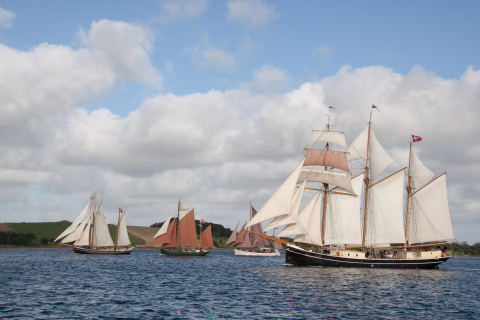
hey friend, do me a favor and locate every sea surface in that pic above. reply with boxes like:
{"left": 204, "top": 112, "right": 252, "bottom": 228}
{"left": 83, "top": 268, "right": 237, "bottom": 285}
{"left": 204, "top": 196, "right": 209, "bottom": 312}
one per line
{"left": 0, "top": 249, "right": 479, "bottom": 319}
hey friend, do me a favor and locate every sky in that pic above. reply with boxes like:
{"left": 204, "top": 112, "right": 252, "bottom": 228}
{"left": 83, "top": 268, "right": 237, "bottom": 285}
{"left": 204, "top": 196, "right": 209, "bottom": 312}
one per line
{"left": 0, "top": 0, "right": 479, "bottom": 244}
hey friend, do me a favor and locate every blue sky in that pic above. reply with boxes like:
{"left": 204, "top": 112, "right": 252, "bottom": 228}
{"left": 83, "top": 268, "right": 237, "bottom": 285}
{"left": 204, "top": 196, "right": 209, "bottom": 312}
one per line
{"left": 0, "top": 0, "right": 479, "bottom": 244}
{"left": 2, "top": 1, "right": 479, "bottom": 116}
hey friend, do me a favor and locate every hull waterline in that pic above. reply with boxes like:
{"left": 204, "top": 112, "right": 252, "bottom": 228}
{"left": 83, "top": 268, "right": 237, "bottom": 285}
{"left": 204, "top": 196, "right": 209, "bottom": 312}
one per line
{"left": 160, "top": 248, "right": 209, "bottom": 256}
{"left": 73, "top": 247, "right": 132, "bottom": 255}
{"left": 234, "top": 249, "right": 280, "bottom": 256}
{"left": 286, "top": 245, "right": 449, "bottom": 269}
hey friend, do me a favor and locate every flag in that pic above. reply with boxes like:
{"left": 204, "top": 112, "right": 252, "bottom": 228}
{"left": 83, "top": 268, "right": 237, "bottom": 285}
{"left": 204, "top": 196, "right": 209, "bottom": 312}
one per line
{"left": 201, "top": 219, "right": 206, "bottom": 224}
{"left": 329, "top": 106, "right": 335, "bottom": 109}
{"left": 412, "top": 135, "right": 422, "bottom": 143}
{"left": 119, "top": 208, "right": 123, "bottom": 213}
{"left": 372, "top": 104, "right": 380, "bottom": 112}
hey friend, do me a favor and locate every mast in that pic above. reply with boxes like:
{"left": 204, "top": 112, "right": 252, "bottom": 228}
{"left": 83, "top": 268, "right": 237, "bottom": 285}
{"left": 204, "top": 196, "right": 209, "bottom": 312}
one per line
{"left": 249, "top": 200, "right": 252, "bottom": 244}
{"left": 89, "top": 195, "right": 94, "bottom": 248}
{"left": 361, "top": 111, "right": 373, "bottom": 248}
{"left": 199, "top": 219, "right": 202, "bottom": 250}
{"left": 404, "top": 135, "right": 413, "bottom": 246}
{"left": 320, "top": 109, "right": 331, "bottom": 245}
{"left": 115, "top": 209, "right": 120, "bottom": 250}
{"left": 176, "top": 199, "right": 181, "bottom": 251}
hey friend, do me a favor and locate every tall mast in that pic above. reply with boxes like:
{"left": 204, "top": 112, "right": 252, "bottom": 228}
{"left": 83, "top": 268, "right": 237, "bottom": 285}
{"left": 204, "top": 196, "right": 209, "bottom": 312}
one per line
{"left": 176, "top": 199, "right": 181, "bottom": 251}
{"left": 320, "top": 109, "right": 331, "bottom": 245}
{"left": 249, "top": 200, "right": 252, "bottom": 244}
{"left": 199, "top": 219, "right": 202, "bottom": 250}
{"left": 404, "top": 135, "right": 413, "bottom": 246}
{"left": 115, "top": 209, "right": 120, "bottom": 250}
{"left": 361, "top": 111, "right": 373, "bottom": 248}
{"left": 89, "top": 194, "right": 94, "bottom": 248}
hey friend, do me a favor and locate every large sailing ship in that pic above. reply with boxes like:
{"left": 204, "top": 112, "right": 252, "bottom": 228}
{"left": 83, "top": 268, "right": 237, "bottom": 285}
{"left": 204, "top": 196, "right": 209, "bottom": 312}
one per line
{"left": 245, "top": 106, "right": 455, "bottom": 269}
{"left": 55, "top": 191, "right": 133, "bottom": 255}
{"left": 148, "top": 199, "right": 212, "bottom": 256}
{"left": 226, "top": 203, "right": 281, "bottom": 256}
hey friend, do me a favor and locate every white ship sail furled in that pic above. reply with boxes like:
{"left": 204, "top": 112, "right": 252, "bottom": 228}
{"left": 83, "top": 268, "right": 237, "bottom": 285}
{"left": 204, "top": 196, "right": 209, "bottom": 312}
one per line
{"left": 247, "top": 106, "right": 455, "bottom": 268}
{"left": 54, "top": 191, "right": 133, "bottom": 254}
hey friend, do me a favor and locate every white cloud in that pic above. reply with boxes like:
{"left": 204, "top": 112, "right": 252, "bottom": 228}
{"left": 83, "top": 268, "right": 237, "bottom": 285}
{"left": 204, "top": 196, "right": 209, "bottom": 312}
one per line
{"left": 187, "top": 38, "right": 236, "bottom": 72}
{"left": 313, "top": 43, "right": 334, "bottom": 61}
{"left": 237, "top": 35, "right": 263, "bottom": 58}
{"left": 158, "top": 0, "right": 209, "bottom": 23}
{"left": 227, "top": 0, "right": 279, "bottom": 27}
{"left": 0, "top": 19, "right": 160, "bottom": 128}
{"left": 246, "top": 64, "right": 292, "bottom": 92}
{"left": 1, "top": 55, "right": 480, "bottom": 242}
{"left": 0, "top": 6, "right": 15, "bottom": 28}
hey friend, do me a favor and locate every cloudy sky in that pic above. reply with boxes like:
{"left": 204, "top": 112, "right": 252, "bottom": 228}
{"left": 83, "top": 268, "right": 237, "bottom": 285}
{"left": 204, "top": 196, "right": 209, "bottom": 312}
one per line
{"left": 0, "top": 0, "right": 479, "bottom": 243}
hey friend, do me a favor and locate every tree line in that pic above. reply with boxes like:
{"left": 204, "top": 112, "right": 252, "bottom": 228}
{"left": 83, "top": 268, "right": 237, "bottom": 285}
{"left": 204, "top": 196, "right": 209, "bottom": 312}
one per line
{"left": 0, "top": 231, "right": 55, "bottom": 246}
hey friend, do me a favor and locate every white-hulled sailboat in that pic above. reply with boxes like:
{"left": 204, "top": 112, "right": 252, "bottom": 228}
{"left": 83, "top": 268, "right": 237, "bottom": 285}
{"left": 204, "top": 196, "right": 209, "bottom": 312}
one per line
{"left": 54, "top": 191, "right": 133, "bottom": 255}
{"left": 226, "top": 203, "right": 281, "bottom": 256}
{"left": 245, "top": 106, "right": 455, "bottom": 269}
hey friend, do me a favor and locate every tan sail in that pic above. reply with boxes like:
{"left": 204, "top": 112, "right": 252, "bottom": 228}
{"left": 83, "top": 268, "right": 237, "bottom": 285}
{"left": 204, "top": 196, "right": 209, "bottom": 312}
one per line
{"left": 304, "top": 149, "right": 350, "bottom": 172}
{"left": 200, "top": 225, "right": 214, "bottom": 248}
{"left": 178, "top": 209, "right": 198, "bottom": 247}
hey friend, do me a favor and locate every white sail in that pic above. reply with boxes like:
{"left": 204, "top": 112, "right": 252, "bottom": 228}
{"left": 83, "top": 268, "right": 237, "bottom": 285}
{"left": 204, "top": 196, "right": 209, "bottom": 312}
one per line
{"left": 346, "top": 126, "right": 369, "bottom": 162}
{"left": 409, "top": 174, "right": 455, "bottom": 244}
{"left": 178, "top": 199, "right": 190, "bottom": 221}
{"left": 305, "top": 130, "right": 347, "bottom": 149}
{"left": 294, "top": 192, "right": 323, "bottom": 245}
{"left": 246, "top": 158, "right": 306, "bottom": 228}
{"left": 277, "top": 192, "right": 320, "bottom": 239}
{"left": 74, "top": 218, "right": 91, "bottom": 246}
{"left": 323, "top": 174, "right": 364, "bottom": 246}
{"left": 264, "top": 179, "right": 307, "bottom": 232}
{"left": 346, "top": 126, "right": 393, "bottom": 182}
{"left": 116, "top": 212, "right": 131, "bottom": 247}
{"left": 297, "top": 169, "right": 354, "bottom": 194}
{"left": 369, "top": 130, "right": 394, "bottom": 182}
{"left": 153, "top": 209, "right": 175, "bottom": 239}
{"left": 365, "top": 169, "right": 405, "bottom": 247}
{"left": 54, "top": 203, "right": 90, "bottom": 242}
{"left": 92, "top": 202, "right": 115, "bottom": 247}
{"left": 411, "top": 148, "right": 435, "bottom": 191}
{"left": 61, "top": 217, "right": 88, "bottom": 244}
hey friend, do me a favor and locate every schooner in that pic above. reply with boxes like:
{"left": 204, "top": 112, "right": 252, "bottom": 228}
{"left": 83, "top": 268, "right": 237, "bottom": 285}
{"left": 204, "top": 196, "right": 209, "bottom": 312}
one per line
{"left": 148, "top": 199, "right": 213, "bottom": 256}
{"left": 54, "top": 191, "right": 133, "bottom": 254}
{"left": 245, "top": 106, "right": 456, "bottom": 268}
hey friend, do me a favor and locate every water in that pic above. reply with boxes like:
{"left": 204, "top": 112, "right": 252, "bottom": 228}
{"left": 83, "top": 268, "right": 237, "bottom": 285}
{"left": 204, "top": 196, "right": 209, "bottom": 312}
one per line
{"left": 0, "top": 249, "right": 479, "bottom": 319}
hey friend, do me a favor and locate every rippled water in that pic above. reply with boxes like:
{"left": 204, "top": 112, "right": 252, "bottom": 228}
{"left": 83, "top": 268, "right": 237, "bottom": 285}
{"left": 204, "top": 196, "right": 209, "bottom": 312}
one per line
{"left": 0, "top": 249, "right": 479, "bottom": 319}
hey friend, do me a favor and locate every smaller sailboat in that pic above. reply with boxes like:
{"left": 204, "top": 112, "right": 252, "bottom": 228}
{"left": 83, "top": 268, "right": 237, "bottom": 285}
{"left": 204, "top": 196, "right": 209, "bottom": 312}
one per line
{"left": 226, "top": 203, "right": 281, "bottom": 257}
{"left": 148, "top": 199, "right": 212, "bottom": 256}
{"left": 55, "top": 191, "right": 133, "bottom": 255}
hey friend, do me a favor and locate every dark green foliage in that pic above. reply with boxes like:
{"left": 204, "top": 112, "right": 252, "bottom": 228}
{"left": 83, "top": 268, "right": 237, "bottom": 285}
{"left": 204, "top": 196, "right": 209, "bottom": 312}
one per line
{"left": 40, "top": 237, "right": 49, "bottom": 245}
{"left": 448, "top": 242, "right": 480, "bottom": 256}
{"left": 212, "top": 231, "right": 220, "bottom": 238}
{"left": 0, "top": 231, "right": 37, "bottom": 246}
{"left": 213, "top": 241, "right": 219, "bottom": 248}
{"left": 150, "top": 221, "right": 164, "bottom": 228}
{"left": 194, "top": 220, "right": 232, "bottom": 237}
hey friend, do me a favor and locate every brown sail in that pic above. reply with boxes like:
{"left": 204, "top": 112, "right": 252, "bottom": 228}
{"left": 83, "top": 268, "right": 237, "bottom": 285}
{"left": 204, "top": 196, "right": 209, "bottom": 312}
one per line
{"left": 304, "top": 149, "right": 350, "bottom": 172}
{"left": 200, "top": 225, "right": 214, "bottom": 248}
{"left": 149, "top": 219, "right": 176, "bottom": 246}
{"left": 231, "top": 222, "right": 247, "bottom": 246}
{"left": 168, "top": 220, "right": 177, "bottom": 248}
{"left": 178, "top": 209, "right": 198, "bottom": 247}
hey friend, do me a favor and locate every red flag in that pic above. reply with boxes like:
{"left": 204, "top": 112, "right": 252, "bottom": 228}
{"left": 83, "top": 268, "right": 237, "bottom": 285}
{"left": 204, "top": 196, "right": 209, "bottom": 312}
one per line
{"left": 329, "top": 106, "right": 335, "bottom": 109}
{"left": 412, "top": 135, "right": 422, "bottom": 143}
{"left": 119, "top": 208, "right": 123, "bottom": 213}
{"left": 201, "top": 219, "right": 206, "bottom": 224}
{"left": 372, "top": 104, "right": 380, "bottom": 112}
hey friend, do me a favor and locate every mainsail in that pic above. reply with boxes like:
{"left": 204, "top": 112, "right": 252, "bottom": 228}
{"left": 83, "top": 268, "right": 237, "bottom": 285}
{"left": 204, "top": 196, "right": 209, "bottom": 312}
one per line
{"left": 249, "top": 206, "right": 269, "bottom": 247}
{"left": 225, "top": 221, "right": 240, "bottom": 245}
{"left": 409, "top": 173, "right": 455, "bottom": 244}
{"left": 92, "top": 202, "right": 115, "bottom": 247}
{"left": 116, "top": 212, "right": 131, "bottom": 247}
{"left": 177, "top": 209, "right": 198, "bottom": 247}
{"left": 200, "top": 225, "right": 214, "bottom": 248}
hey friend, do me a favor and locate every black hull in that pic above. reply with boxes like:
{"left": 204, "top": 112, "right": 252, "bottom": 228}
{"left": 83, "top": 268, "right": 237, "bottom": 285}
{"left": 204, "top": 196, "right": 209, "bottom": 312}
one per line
{"left": 73, "top": 247, "right": 132, "bottom": 255}
{"left": 286, "top": 245, "right": 449, "bottom": 269}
